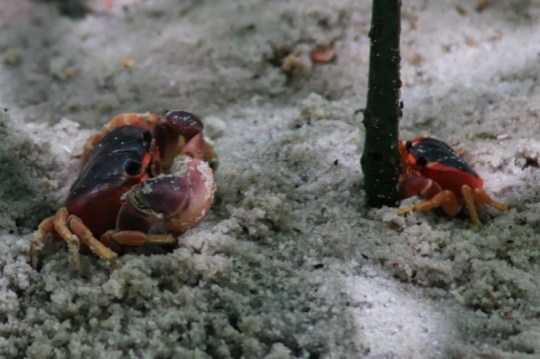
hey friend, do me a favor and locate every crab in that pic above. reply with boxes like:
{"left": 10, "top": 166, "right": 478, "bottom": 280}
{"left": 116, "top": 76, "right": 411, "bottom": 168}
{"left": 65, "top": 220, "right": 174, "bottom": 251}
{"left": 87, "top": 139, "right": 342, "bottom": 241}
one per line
{"left": 31, "top": 110, "right": 217, "bottom": 275}
{"left": 396, "top": 135, "right": 507, "bottom": 227}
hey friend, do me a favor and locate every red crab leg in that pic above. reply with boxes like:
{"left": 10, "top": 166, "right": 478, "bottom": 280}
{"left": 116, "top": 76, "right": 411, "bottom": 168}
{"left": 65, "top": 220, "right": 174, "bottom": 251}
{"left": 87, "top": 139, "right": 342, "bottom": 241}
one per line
{"left": 463, "top": 186, "right": 507, "bottom": 228}
{"left": 102, "top": 112, "right": 159, "bottom": 131}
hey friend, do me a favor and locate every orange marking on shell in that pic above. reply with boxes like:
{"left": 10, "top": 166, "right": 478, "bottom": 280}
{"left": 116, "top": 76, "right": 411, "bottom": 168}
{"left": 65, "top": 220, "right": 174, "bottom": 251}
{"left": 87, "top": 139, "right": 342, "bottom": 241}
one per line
{"left": 103, "top": 112, "right": 156, "bottom": 131}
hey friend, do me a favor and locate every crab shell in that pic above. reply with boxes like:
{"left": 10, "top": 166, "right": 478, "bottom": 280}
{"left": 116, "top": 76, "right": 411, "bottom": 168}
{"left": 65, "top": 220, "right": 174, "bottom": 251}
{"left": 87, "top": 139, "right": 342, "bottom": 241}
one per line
{"left": 65, "top": 125, "right": 153, "bottom": 236}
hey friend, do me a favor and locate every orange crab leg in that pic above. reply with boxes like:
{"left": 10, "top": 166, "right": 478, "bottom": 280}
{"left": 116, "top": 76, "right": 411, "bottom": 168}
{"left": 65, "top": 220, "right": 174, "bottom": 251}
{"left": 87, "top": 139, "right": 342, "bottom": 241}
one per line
{"left": 68, "top": 217, "right": 118, "bottom": 263}
{"left": 474, "top": 188, "right": 508, "bottom": 212}
{"left": 31, "top": 216, "right": 55, "bottom": 269}
{"left": 31, "top": 208, "right": 118, "bottom": 275}
{"left": 49, "top": 208, "right": 85, "bottom": 274}
{"left": 397, "top": 190, "right": 459, "bottom": 217}
{"left": 462, "top": 185, "right": 481, "bottom": 227}
{"left": 461, "top": 186, "right": 507, "bottom": 228}
{"left": 397, "top": 174, "right": 460, "bottom": 218}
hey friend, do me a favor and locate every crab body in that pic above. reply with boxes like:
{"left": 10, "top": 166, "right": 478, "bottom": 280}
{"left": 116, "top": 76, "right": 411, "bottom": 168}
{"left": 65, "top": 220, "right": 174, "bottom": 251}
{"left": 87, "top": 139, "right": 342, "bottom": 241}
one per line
{"left": 32, "top": 111, "right": 216, "bottom": 274}
{"left": 66, "top": 125, "right": 153, "bottom": 236}
{"left": 397, "top": 136, "right": 506, "bottom": 226}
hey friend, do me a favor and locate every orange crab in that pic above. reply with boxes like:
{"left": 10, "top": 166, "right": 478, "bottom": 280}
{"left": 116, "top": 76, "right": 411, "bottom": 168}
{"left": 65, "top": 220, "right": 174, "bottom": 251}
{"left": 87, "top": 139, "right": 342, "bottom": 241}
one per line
{"left": 32, "top": 110, "right": 216, "bottom": 274}
{"left": 396, "top": 135, "right": 507, "bottom": 227}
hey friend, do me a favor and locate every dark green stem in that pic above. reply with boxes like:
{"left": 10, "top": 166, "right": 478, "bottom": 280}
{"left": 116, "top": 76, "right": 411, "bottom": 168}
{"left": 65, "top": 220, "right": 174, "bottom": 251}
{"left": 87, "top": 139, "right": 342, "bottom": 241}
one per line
{"left": 361, "top": 0, "right": 402, "bottom": 208}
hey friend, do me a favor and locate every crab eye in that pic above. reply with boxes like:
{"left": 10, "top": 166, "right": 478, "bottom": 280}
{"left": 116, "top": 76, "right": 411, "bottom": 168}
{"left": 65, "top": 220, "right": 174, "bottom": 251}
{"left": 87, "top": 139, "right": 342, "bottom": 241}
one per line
{"left": 142, "top": 130, "right": 152, "bottom": 148}
{"left": 125, "top": 160, "right": 142, "bottom": 176}
{"left": 416, "top": 156, "right": 428, "bottom": 167}
{"left": 405, "top": 141, "right": 413, "bottom": 151}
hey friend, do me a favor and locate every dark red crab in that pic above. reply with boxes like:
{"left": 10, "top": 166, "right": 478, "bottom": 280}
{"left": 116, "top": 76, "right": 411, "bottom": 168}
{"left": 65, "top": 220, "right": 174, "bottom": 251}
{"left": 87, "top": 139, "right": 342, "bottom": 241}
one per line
{"left": 396, "top": 135, "right": 507, "bottom": 227}
{"left": 32, "top": 110, "right": 217, "bottom": 274}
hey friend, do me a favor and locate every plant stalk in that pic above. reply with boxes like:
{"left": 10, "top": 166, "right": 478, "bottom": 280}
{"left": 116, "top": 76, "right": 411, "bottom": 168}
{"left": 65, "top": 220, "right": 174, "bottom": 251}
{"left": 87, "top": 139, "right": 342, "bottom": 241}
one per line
{"left": 361, "top": 0, "right": 402, "bottom": 208}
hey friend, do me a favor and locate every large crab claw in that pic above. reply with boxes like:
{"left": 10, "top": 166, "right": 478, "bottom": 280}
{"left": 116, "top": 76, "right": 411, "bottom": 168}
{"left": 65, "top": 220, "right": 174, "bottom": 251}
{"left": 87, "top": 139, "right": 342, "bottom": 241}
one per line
{"left": 101, "top": 155, "right": 216, "bottom": 251}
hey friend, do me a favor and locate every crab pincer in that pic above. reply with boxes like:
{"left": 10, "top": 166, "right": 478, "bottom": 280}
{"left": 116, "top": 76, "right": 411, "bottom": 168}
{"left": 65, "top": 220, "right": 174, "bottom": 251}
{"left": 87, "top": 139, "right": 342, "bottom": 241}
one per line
{"left": 101, "top": 151, "right": 215, "bottom": 252}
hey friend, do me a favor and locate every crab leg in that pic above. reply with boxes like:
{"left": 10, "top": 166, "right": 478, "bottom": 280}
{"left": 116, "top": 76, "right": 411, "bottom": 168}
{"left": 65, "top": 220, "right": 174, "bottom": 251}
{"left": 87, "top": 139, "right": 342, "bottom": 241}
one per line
{"left": 31, "top": 216, "right": 55, "bottom": 269}
{"left": 462, "top": 185, "right": 482, "bottom": 227}
{"left": 102, "top": 112, "right": 159, "bottom": 132}
{"left": 47, "top": 208, "right": 84, "bottom": 274}
{"left": 68, "top": 216, "right": 118, "bottom": 263}
{"left": 31, "top": 208, "right": 117, "bottom": 275}
{"left": 398, "top": 175, "right": 459, "bottom": 217}
{"left": 474, "top": 188, "right": 508, "bottom": 211}
{"left": 397, "top": 190, "right": 459, "bottom": 216}
{"left": 102, "top": 231, "right": 176, "bottom": 247}
{"left": 31, "top": 209, "right": 83, "bottom": 272}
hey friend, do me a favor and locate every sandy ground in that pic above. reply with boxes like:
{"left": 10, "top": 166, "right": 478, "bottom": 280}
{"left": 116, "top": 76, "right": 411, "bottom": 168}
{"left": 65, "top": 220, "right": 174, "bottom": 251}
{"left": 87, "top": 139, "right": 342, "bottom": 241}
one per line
{"left": 1, "top": 0, "right": 540, "bottom": 358}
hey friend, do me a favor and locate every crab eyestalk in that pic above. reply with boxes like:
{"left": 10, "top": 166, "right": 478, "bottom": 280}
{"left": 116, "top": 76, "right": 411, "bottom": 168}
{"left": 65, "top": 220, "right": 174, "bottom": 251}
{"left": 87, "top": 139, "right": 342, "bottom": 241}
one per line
{"left": 153, "top": 110, "right": 205, "bottom": 172}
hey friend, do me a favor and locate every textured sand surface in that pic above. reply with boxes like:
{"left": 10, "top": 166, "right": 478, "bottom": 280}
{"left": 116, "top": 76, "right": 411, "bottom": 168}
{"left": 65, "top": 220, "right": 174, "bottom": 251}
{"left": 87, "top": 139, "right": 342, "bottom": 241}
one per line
{"left": 1, "top": 0, "right": 540, "bottom": 358}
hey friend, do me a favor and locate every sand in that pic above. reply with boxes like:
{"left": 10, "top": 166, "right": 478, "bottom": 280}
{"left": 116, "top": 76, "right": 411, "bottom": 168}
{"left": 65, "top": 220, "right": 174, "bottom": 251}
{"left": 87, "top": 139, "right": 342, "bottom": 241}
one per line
{"left": 0, "top": 0, "right": 539, "bottom": 358}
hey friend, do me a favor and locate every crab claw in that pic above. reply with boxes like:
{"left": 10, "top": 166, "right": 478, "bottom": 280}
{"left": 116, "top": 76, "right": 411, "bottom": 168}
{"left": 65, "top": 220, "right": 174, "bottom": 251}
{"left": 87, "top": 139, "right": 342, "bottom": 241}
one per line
{"left": 163, "top": 110, "right": 204, "bottom": 139}
{"left": 152, "top": 110, "right": 205, "bottom": 172}
{"left": 117, "top": 154, "right": 215, "bottom": 234}
{"left": 163, "top": 156, "right": 216, "bottom": 232}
